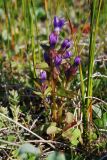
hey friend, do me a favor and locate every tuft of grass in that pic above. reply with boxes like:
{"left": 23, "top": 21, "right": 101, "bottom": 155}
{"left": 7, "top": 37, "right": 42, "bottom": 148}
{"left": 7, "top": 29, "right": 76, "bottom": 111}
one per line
{"left": 83, "top": 0, "right": 103, "bottom": 142}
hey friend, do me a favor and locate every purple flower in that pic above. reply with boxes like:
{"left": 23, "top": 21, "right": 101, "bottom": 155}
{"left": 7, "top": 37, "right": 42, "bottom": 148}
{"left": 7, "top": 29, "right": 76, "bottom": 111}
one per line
{"left": 49, "top": 32, "right": 58, "bottom": 48}
{"left": 63, "top": 51, "right": 72, "bottom": 59}
{"left": 44, "top": 52, "right": 50, "bottom": 66}
{"left": 54, "top": 54, "right": 62, "bottom": 66}
{"left": 74, "top": 56, "right": 81, "bottom": 66}
{"left": 61, "top": 39, "right": 71, "bottom": 49}
{"left": 40, "top": 70, "right": 47, "bottom": 82}
{"left": 54, "top": 16, "right": 65, "bottom": 33}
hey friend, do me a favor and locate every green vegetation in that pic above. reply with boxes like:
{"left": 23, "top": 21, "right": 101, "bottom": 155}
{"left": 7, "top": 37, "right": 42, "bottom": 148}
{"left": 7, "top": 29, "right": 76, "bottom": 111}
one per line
{"left": 0, "top": 0, "right": 107, "bottom": 159}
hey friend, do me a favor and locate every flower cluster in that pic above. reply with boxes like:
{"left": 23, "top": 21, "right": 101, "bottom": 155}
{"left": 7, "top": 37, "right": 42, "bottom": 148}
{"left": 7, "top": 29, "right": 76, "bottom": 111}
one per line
{"left": 40, "top": 16, "right": 81, "bottom": 83}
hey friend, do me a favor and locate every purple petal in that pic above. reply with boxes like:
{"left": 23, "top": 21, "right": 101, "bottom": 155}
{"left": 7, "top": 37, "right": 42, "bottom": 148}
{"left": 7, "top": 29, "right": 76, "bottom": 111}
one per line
{"left": 63, "top": 51, "right": 72, "bottom": 59}
{"left": 54, "top": 54, "right": 62, "bottom": 66}
{"left": 44, "top": 52, "right": 50, "bottom": 66}
{"left": 40, "top": 70, "right": 47, "bottom": 82}
{"left": 61, "top": 39, "right": 72, "bottom": 49}
{"left": 53, "top": 16, "right": 65, "bottom": 32}
{"left": 54, "top": 16, "right": 59, "bottom": 28}
{"left": 49, "top": 32, "right": 58, "bottom": 47}
{"left": 74, "top": 56, "right": 81, "bottom": 66}
{"left": 58, "top": 18, "right": 65, "bottom": 28}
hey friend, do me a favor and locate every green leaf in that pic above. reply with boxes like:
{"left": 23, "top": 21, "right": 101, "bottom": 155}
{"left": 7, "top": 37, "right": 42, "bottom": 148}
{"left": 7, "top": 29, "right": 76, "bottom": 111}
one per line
{"left": 70, "top": 138, "right": 79, "bottom": 146}
{"left": 34, "top": 82, "right": 41, "bottom": 90}
{"left": 47, "top": 151, "right": 66, "bottom": 160}
{"left": 36, "top": 62, "right": 49, "bottom": 69}
{"left": 95, "top": 119, "right": 103, "bottom": 128}
{"left": 57, "top": 87, "right": 77, "bottom": 98}
{"left": 71, "top": 128, "right": 81, "bottom": 139}
{"left": 36, "top": 8, "right": 46, "bottom": 19}
{"left": 47, "top": 125, "right": 61, "bottom": 135}
{"left": 34, "top": 91, "right": 42, "bottom": 96}
{"left": 18, "top": 143, "right": 41, "bottom": 156}
{"left": 89, "top": 132, "right": 97, "bottom": 141}
{"left": 44, "top": 86, "right": 52, "bottom": 96}
{"left": 95, "top": 112, "right": 107, "bottom": 128}
{"left": 7, "top": 135, "right": 16, "bottom": 142}
{"left": 2, "top": 29, "right": 11, "bottom": 41}
{"left": 102, "top": 112, "right": 107, "bottom": 127}
{"left": 93, "top": 105, "right": 102, "bottom": 118}
{"left": 65, "top": 112, "right": 74, "bottom": 124}
{"left": 62, "top": 128, "right": 81, "bottom": 146}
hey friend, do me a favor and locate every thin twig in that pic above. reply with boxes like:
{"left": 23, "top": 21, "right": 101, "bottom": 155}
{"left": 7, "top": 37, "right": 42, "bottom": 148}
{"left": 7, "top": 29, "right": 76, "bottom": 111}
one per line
{"left": 0, "top": 127, "right": 8, "bottom": 132}
{"left": 17, "top": 140, "right": 67, "bottom": 145}
{"left": 95, "top": 58, "right": 107, "bottom": 62}
{"left": 0, "top": 139, "right": 19, "bottom": 147}
{"left": 0, "top": 146, "right": 11, "bottom": 149}
{"left": 78, "top": 72, "right": 107, "bottom": 85}
{"left": 85, "top": 96, "right": 107, "bottom": 105}
{"left": 99, "top": 129, "right": 107, "bottom": 132}
{"left": 30, "top": 111, "right": 44, "bottom": 130}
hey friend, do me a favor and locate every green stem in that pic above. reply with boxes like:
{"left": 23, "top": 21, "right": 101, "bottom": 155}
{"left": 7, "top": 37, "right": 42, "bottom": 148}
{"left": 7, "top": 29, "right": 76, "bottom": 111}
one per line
{"left": 51, "top": 78, "right": 57, "bottom": 121}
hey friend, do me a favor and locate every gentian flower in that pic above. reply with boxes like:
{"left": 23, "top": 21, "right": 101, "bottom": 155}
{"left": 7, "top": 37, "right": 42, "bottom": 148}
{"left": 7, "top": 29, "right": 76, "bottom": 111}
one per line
{"left": 49, "top": 32, "right": 58, "bottom": 48}
{"left": 74, "top": 56, "right": 81, "bottom": 66}
{"left": 44, "top": 52, "right": 50, "bottom": 66}
{"left": 63, "top": 51, "right": 72, "bottom": 59}
{"left": 40, "top": 70, "right": 47, "bottom": 83}
{"left": 61, "top": 39, "right": 71, "bottom": 49}
{"left": 54, "top": 54, "right": 62, "bottom": 67}
{"left": 54, "top": 16, "right": 65, "bottom": 33}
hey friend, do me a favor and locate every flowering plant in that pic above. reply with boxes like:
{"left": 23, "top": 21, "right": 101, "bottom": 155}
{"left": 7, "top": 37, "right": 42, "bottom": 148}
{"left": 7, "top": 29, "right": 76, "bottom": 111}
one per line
{"left": 39, "top": 16, "right": 81, "bottom": 122}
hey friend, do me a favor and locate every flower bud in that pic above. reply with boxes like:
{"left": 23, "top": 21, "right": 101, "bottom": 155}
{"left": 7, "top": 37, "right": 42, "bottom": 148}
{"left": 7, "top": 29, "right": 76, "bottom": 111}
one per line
{"left": 54, "top": 54, "right": 62, "bottom": 66}
{"left": 49, "top": 32, "right": 58, "bottom": 47}
{"left": 54, "top": 16, "right": 65, "bottom": 33}
{"left": 40, "top": 70, "right": 47, "bottom": 83}
{"left": 44, "top": 52, "right": 50, "bottom": 66}
{"left": 74, "top": 56, "right": 81, "bottom": 66}
{"left": 63, "top": 51, "right": 72, "bottom": 59}
{"left": 61, "top": 39, "right": 71, "bottom": 49}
